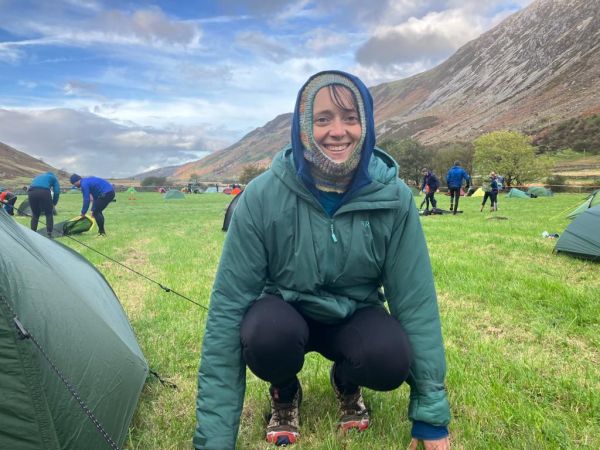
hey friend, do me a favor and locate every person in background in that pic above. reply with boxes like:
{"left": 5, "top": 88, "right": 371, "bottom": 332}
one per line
{"left": 420, "top": 167, "right": 440, "bottom": 212}
{"left": 480, "top": 171, "right": 499, "bottom": 212}
{"left": 28, "top": 172, "right": 60, "bottom": 237}
{"left": 69, "top": 174, "right": 115, "bottom": 236}
{"left": 495, "top": 175, "right": 504, "bottom": 192}
{"left": 0, "top": 190, "right": 18, "bottom": 215}
{"left": 194, "top": 70, "right": 450, "bottom": 450}
{"left": 446, "top": 161, "right": 471, "bottom": 215}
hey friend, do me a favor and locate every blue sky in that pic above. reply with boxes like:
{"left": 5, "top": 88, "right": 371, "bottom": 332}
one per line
{"left": 0, "top": 0, "right": 533, "bottom": 178}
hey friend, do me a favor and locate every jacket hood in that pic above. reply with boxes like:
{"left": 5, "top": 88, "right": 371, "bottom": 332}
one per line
{"left": 291, "top": 70, "right": 376, "bottom": 203}
{"left": 271, "top": 146, "right": 398, "bottom": 208}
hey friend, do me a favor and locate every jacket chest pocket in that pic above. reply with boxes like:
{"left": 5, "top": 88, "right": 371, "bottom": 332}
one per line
{"left": 333, "top": 213, "right": 385, "bottom": 285}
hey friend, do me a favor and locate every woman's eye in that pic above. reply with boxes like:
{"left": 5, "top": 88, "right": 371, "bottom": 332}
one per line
{"left": 345, "top": 115, "right": 359, "bottom": 123}
{"left": 315, "top": 116, "right": 330, "bottom": 124}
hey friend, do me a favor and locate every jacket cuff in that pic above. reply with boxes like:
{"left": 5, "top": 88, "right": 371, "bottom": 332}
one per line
{"left": 411, "top": 420, "right": 449, "bottom": 440}
{"left": 408, "top": 388, "right": 451, "bottom": 426}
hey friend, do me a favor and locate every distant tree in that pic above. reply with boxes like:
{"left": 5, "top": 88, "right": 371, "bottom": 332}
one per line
{"left": 473, "top": 131, "right": 551, "bottom": 186}
{"left": 239, "top": 164, "right": 268, "bottom": 185}
{"left": 379, "top": 138, "right": 430, "bottom": 186}
{"left": 429, "top": 142, "right": 474, "bottom": 182}
{"left": 141, "top": 176, "right": 167, "bottom": 187}
{"left": 189, "top": 173, "right": 200, "bottom": 183}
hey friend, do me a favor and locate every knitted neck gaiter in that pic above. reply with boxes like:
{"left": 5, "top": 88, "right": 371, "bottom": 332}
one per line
{"left": 299, "top": 73, "right": 366, "bottom": 193}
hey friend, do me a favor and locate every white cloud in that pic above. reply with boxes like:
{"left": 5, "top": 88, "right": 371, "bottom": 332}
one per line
{"left": 93, "top": 8, "right": 201, "bottom": 48}
{"left": 0, "top": 108, "right": 228, "bottom": 177}
{"left": 304, "top": 28, "right": 350, "bottom": 54}
{"left": 0, "top": 43, "right": 24, "bottom": 63}
{"left": 235, "top": 31, "right": 293, "bottom": 62}
{"left": 63, "top": 80, "right": 99, "bottom": 97}
{"left": 8, "top": 7, "right": 202, "bottom": 52}
{"left": 18, "top": 80, "right": 38, "bottom": 89}
{"left": 356, "top": 9, "right": 486, "bottom": 67}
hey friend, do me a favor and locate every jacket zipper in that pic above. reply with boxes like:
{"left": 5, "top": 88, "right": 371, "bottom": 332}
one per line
{"left": 330, "top": 221, "right": 338, "bottom": 243}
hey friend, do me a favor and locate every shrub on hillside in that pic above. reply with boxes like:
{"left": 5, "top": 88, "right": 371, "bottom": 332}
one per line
{"left": 239, "top": 164, "right": 268, "bottom": 185}
{"left": 546, "top": 175, "right": 568, "bottom": 192}
{"left": 141, "top": 176, "right": 167, "bottom": 187}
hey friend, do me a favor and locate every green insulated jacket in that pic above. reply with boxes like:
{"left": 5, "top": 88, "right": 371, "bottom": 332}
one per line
{"left": 194, "top": 147, "right": 450, "bottom": 449}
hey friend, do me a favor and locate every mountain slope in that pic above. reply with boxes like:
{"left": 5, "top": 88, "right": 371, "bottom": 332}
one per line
{"left": 0, "top": 141, "right": 68, "bottom": 186}
{"left": 170, "top": 0, "right": 599, "bottom": 180}
{"left": 372, "top": 0, "right": 600, "bottom": 143}
{"left": 173, "top": 113, "right": 291, "bottom": 180}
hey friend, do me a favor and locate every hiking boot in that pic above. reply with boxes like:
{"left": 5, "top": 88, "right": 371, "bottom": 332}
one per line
{"left": 266, "top": 383, "right": 302, "bottom": 446}
{"left": 330, "top": 363, "right": 369, "bottom": 432}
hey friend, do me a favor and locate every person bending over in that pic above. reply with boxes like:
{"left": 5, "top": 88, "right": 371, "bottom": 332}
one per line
{"left": 70, "top": 174, "right": 115, "bottom": 236}
{"left": 28, "top": 172, "right": 60, "bottom": 237}
{"left": 0, "top": 190, "right": 18, "bottom": 216}
{"left": 194, "top": 70, "right": 451, "bottom": 450}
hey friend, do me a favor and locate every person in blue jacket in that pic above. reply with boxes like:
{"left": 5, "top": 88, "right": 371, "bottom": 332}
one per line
{"left": 420, "top": 167, "right": 440, "bottom": 212}
{"left": 445, "top": 161, "right": 471, "bottom": 215}
{"left": 69, "top": 174, "right": 115, "bottom": 236}
{"left": 28, "top": 172, "right": 60, "bottom": 237}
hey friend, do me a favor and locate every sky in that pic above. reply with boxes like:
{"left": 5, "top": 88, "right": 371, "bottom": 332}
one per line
{"left": 0, "top": 0, "right": 534, "bottom": 178}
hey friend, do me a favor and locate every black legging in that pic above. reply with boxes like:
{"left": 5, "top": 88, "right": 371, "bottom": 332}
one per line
{"left": 449, "top": 187, "right": 461, "bottom": 212}
{"left": 240, "top": 294, "right": 412, "bottom": 395}
{"left": 92, "top": 190, "right": 115, "bottom": 234}
{"left": 482, "top": 192, "right": 498, "bottom": 208}
{"left": 28, "top": 188, "right": 54, "bottom": 233}
{"left": 425, "top": 192, "right": 437, "bottom": 209}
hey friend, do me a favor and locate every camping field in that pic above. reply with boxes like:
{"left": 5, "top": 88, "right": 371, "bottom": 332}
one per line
{"left": 13, "top": 191, "right": 599, "bottom": 449}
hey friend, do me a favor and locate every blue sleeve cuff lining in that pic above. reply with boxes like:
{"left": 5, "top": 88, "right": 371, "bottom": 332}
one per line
{"left": 411, "top": 420, "right": 449, "bottom": 440}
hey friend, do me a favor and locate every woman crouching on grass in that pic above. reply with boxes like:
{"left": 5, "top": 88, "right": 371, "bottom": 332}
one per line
{"left": 194, "top": 70, "right": 451, "bottom": 450}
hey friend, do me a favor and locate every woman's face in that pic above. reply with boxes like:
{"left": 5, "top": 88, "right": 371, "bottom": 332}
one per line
{"left": 312, "top": 86, "right": 362, "bottom": 163}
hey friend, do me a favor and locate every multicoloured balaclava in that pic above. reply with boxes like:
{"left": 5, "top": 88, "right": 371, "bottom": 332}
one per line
{"left": 298, "top": 72, "right": 367, "bottom": 193}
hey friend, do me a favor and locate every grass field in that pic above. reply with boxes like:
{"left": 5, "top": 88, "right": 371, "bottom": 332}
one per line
{"left": 13, "top": 191, "right": 600, "bottom": 450}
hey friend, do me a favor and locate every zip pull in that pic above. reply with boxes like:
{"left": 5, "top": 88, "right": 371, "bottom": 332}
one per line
{"left": 330, "top": 222, "right": 338, "bottom": 243}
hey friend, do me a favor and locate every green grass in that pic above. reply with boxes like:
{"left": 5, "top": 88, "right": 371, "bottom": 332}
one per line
{"left": 13, "top": 191, "right": 600, "bottom": 449}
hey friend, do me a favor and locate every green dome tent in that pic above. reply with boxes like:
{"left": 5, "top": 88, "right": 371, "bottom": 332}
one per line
{"left": 0, "top": 210, "right": 148, "bottom": 449}
{"left": 555, "top": 206, "right": 600, "bottom": 261}
{"left": 164, "top": 189, "right": 185, "bottom": 200}
{"left": 37, "top": 216, "right": 96, "bottom": 238}
{"left": 566, "top": 190, "right": 600, "bottom": 219}
{"left": 17, "top": 198, "right": 33, "bottom": 216}
{"left": 527, "top": 186, "right": 553, "bottom": 197}
{"left": 506, "top": 188, "right": 530, "bottom": 199}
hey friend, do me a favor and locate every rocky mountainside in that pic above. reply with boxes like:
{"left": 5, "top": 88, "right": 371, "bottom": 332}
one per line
{"left": 173, "top": 0, "right": 598, "bottom": 181}
{"left": 173, "top": 113, "right": 292, "bottom": 180}
{"left": 372, "top": 0, "right": 600, "bottom": 143}
{"left": 0, "top": 141, "right": 68, "bottom": 188}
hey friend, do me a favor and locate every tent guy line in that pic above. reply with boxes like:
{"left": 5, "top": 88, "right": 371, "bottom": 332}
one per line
{"left": 0, "top": 198, "right": 208, "bottom": 311}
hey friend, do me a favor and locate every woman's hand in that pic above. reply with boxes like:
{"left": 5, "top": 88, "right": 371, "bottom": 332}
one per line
{"left": 408, "top": 436, "right": 450, "bottom": 449}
